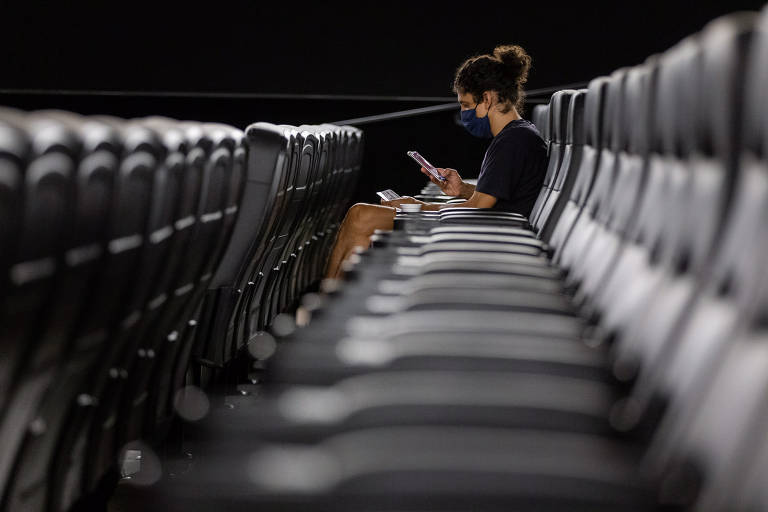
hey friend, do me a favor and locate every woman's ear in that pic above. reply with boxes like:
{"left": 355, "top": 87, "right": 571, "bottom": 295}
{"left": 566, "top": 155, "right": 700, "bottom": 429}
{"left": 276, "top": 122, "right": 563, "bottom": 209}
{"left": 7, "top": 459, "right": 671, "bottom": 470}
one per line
{"left": 482, "top": 91, "right": 496, "bottom": 111}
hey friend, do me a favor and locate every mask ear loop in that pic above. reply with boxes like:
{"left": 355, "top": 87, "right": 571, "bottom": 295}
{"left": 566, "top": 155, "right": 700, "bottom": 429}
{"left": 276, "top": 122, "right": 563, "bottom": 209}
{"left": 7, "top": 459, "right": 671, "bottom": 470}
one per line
{"left": 478, "top": 93, "right": 494, "bottom": 119}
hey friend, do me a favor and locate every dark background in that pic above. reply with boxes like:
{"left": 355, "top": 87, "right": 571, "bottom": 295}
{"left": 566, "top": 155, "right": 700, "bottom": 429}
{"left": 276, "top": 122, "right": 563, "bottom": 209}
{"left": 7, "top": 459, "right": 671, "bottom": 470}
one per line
{"left": 1, "top": 0, "right": 765, "bottom": 200}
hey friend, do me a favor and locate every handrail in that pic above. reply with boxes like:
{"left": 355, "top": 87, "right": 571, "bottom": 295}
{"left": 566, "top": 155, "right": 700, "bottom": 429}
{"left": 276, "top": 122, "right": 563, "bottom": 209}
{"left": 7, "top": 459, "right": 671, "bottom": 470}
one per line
{"left": 0, "top": 81, "right": 589, "bottom": 103}
{"left": 334, "top": 103, "right": 459, "bottom": 126}
{"left": 0, "top": 81, "right": 589, "bottom": 127}
{"left": 333, "top": 97, "right": 553, "bottom": 127}
{"left": 0, "top": 90, "right": 457, "bottom": 102}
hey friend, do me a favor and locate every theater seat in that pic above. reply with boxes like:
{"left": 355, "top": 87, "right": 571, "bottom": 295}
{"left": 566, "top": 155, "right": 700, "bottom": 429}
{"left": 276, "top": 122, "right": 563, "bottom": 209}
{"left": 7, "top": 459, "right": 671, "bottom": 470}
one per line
{"left": 536, "top": 90, "right": 586, "bottom": 241}
{"left": 0, "top": 112, "right": 81, "bottom": 511}
{"left": 528, "top": 90, "right": 574, "bottom": 227}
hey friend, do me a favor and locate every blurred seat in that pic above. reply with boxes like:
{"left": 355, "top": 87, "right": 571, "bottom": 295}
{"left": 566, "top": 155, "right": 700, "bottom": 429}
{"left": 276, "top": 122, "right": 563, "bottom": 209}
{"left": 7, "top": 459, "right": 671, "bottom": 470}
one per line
{"left": 147, "top": 122, "right": 246, "bottom": 438}
{"left": 0, "top": 99, "right": 362, "bottom": 511}
{"left": 0, "top": 110, "right": 80, "bottom": 511}
{"left": 548, "top": 77, "right": 609, "bottom": 258}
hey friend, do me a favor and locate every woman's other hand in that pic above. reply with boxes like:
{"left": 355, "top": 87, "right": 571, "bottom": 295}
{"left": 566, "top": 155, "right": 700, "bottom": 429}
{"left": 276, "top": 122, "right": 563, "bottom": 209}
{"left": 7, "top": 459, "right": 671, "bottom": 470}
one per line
{"left": 380, "top": 196, "right": 421, "bottom": 208}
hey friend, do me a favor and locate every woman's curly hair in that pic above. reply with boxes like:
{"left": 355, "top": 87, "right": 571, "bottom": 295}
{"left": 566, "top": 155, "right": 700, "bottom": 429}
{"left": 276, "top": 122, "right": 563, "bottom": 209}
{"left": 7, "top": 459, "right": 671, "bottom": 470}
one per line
{"left": 453, "top": 44, "right": 532, "bottom": 114}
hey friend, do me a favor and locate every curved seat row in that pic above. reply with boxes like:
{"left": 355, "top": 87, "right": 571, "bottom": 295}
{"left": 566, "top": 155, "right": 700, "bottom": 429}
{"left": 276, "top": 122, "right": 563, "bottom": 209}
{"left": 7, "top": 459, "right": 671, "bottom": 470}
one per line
{"left": 0, "top": 107, "right": 361, "bottom": 511}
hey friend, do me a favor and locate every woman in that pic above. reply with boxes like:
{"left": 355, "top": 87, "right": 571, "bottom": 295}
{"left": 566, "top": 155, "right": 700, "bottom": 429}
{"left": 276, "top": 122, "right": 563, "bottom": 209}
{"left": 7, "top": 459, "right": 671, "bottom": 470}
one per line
{"left": 326, "top": 44, "right": 547, "bottom": 279}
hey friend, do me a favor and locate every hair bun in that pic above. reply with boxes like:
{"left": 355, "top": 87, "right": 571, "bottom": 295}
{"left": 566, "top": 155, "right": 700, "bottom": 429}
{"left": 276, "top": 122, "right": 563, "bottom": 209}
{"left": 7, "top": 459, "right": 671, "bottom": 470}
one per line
{"left": 493, "top": 44, "right": 531, "bottom": 85}
{"left": 453, "top": 43, "right": 531, "bottom": 113}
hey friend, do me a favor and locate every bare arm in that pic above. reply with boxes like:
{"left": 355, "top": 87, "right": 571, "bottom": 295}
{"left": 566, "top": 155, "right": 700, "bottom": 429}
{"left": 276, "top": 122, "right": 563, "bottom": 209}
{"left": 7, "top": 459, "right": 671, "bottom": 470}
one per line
{"left": 381, "top": 166, "right": 496, "bottom": 210}
{"left": 382, "top": 190, "right": 497, "bottom": 210}
{"left": 422, "top": 190, "right": 497, "bottom": 210}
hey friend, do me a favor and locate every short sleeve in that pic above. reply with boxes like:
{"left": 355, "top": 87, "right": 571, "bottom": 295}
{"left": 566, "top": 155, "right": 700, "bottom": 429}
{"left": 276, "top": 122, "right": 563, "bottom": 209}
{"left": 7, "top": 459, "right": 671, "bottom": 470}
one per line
{"left": 475, "top": 134, "right": 522, "bottom": 202}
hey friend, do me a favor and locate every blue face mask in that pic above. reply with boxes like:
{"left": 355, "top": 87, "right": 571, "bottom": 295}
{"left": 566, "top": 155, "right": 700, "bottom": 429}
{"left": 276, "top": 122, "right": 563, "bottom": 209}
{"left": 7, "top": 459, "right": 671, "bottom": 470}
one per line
{"left": 460, "top": 102, "right": 493, "bottom": 138}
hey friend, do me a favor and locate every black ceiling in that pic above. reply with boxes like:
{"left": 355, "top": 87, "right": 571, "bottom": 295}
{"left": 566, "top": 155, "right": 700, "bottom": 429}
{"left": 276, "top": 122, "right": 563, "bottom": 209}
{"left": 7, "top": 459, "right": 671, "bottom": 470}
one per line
{"left": 2, "top": 0, "right": 765, "bottom": 96}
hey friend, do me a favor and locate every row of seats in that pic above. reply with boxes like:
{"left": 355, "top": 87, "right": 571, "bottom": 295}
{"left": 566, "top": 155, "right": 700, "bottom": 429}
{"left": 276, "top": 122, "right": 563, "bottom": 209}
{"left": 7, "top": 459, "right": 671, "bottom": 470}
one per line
{"left": 0, "top": 105, "right": 362, "bottom": 511}
{"left": 194, "top": 122, "right": 362, "bottom": 370}
{"left": 128, "top": 7, "right": 768, "bottom": 511}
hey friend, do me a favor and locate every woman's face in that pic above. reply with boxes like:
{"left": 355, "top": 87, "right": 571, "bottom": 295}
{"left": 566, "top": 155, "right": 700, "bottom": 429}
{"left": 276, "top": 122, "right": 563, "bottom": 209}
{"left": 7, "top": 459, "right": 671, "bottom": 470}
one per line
{"left": 457, "top": 91, "right": 477, "bottom": 112}
{"left": 457, "top": 91, "right": 492, "bottom": 117}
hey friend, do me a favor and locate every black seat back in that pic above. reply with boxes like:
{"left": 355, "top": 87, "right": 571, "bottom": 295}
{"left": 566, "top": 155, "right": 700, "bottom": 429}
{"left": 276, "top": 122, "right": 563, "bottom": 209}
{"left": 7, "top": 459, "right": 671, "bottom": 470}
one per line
{"left": 632, "top": 12, "right": 758, "bottom": 407}
{"left": 531, "top": 104, "right": 548, "bottom": 138}
{"left": 529, "top": 90, "right": 573, "bottom": 225}
{"left": 237, "top": 123, "right": 301, "bottom": 342}
{"left": 0, "top": 111, "right": 80, "bottom": 509}
{"left": 548, "top": 77, "right": 609, "bottom": 257}
{"left": 537, "top": 89, "right": 586, "bottom": 242}
{"left": 556, "top": 69, "right": 628, "bottom": 279}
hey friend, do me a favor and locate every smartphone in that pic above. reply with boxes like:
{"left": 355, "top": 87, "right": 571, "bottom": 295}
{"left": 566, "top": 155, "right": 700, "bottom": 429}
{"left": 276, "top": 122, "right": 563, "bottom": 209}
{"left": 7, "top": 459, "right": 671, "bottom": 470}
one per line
{"left": 407, "top": 151, "right": 446, "bottom": 182}
{"left": 377, "top": 189, "right": 401, "bottom": 201}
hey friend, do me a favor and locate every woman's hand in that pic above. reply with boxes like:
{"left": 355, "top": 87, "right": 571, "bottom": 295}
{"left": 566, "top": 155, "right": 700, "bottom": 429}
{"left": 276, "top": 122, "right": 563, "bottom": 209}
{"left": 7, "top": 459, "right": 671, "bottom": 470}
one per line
{"left": 421, "top": 167, "right": 464, "bottom": 197}
{"left": 380, "top": 196, "right": 421, "bottom": 208}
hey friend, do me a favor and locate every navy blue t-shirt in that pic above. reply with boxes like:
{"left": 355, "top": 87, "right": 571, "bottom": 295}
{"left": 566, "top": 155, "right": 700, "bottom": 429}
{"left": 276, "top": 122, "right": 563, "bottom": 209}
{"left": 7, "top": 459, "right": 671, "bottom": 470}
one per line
{"left": 475, "top": 119, "right": 548, "bottom": 216}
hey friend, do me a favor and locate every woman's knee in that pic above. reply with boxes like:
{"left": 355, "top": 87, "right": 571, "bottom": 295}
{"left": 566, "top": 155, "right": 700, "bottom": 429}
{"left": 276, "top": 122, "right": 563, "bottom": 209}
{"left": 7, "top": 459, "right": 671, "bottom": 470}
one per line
{"left": 346, "top": 203, "right": 371, "bottom": 225}
{"left": 345, "top": 203, "right": 389, "bottom": 229}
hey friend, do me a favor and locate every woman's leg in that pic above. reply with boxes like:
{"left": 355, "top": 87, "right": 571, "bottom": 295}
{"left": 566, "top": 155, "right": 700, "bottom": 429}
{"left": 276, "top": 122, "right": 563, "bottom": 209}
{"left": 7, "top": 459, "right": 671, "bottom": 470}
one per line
{"left": 325, "top": 203, "right": 396, "bottom": 279}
